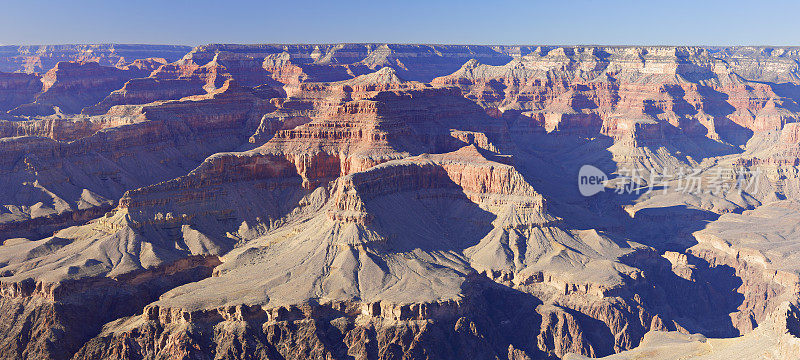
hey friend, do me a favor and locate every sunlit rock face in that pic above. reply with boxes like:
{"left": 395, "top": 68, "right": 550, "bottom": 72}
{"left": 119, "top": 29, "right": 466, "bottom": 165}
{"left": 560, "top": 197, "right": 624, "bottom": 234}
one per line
{"left": 1, "top": 44, "right": 800, "bottom": 360}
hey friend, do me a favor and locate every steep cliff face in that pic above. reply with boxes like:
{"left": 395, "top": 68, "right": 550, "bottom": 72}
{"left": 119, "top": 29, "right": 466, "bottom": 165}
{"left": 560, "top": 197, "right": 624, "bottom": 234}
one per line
{"left": 0, "top": 80, "right": 273, "bottom": 241}
{"left": 1, "top": 45, "right": 800, "bottom": 360}
{"left": 0, "top": 72, "right": 42, "bottom": 112}
{"left": 248, "top": 67, "right": 512, "bottom": 189}
{"left": 80, "top": 78, "right": 208, "bottom": 115}
{"left": 9, "top": 61, "right": 152, "bottom": 115}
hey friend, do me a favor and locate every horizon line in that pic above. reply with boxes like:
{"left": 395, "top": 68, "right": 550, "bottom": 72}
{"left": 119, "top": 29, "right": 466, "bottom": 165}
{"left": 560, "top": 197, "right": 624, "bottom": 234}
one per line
{"left": 2, "top": 43, "right": 800, "bottom": 48}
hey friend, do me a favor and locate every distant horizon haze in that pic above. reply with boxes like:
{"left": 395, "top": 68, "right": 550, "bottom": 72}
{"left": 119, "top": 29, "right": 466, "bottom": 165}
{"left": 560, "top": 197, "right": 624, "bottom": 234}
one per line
{"left": 2, "top": 43, "right": 800, "bottom": 48}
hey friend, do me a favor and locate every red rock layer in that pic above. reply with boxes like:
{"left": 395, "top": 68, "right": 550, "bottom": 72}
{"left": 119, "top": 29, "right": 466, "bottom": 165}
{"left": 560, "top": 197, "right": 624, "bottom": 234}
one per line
{"left": 255, "top": 74, "right": 511, "bottom": 187}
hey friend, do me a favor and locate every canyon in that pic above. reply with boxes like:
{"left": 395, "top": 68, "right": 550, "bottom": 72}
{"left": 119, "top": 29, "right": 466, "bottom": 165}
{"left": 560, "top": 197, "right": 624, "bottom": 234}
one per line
{"left": 0, "top": 44, "right": 799, "bottom": 359}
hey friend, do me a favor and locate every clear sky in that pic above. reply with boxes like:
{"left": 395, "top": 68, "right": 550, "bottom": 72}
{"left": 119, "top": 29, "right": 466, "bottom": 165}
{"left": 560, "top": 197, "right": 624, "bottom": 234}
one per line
{"left": 1, "top": 0, "right": 798, "bottom": 46}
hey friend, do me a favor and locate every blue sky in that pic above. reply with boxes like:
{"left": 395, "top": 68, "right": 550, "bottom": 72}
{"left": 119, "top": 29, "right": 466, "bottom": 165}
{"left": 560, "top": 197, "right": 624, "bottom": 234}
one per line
{"left": 1, "top": 0, "right": 798, "bottom": 45}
